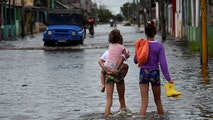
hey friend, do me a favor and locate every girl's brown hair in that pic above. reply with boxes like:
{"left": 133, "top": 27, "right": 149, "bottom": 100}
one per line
{"left": 108, "top": 29, "right": 121, "bottom": 43}
{"left": 145, "top": 20, "right": 156, "bottom": 38}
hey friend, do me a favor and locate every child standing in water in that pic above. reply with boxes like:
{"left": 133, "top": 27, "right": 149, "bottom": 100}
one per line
{"left": 98, "top": 29, "right": 130, "bottom": 116}
{"left": 134, "top": 21, "right": 174, "bottom": 117}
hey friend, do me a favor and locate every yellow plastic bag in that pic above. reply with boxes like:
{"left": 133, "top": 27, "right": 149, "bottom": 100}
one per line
{"left": 164, "top": 83, "right": 181, "bottom": 97}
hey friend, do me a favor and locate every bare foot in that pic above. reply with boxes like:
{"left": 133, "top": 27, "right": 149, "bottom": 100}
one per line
{"left": 101, "top": 85, "right": 105, "bottom": 92}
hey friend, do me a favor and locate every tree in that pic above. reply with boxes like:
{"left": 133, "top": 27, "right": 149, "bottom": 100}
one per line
{"left": 120, "top": 2, "right": 135, "bottom": 20}
{"left": 115, "top": 14, "right": 123, "bottom": 22}
{"left": 97, "top": 8, "right": 114, "bottom": 22}
{"left": 120, "top": 2, "right": 130, "bottom": 19}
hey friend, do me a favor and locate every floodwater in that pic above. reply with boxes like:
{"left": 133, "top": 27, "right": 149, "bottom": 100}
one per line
{"left": 0, "top": 24, "right": 212, "bottom": 120}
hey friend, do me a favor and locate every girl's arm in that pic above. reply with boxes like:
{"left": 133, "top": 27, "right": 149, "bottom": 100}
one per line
{"left": 115, "top": 57, "right": 125, "bottom": 71}
{"left": 134, "top": 55, "right": 138, "bottom": 64}
{"left": 159, "top": 45, "right": 172, "bottom": 82}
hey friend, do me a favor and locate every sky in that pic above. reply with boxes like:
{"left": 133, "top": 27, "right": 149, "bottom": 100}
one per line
{"left": 91, "top": 0, "right": 129, "bottom": 15}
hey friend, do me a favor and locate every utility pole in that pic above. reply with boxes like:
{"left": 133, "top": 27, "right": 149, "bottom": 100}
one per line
{"left": 13, "top": 0, "right": 15, "bottom": 32}
{"left": 142, "top": 0, "right": 146, "bottom": 24}
{"left": 160, "top": 0, "right": 166, "bottom": 40}
{"left": 137, "top": 0, "right": 140, "bottom": 30}
{"left": 47, "top": 0, "right": 50, "bottom": 10}
{"left": 200, "top": 0, "right": 208, "bottom": 66}
{"left": 0, "top": 1, "right": 2, "bottom": 41}
{"left": 149, "top": 0, "right": 152, "bottom": 20}
{"left": 21, "top": 0, "right": 25, "bottom": 37}
{"left": 79, "top": 0, "right": 81, "bottom": 9}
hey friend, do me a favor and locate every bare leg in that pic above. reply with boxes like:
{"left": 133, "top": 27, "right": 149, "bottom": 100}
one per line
{"left": 116, "top": 81, "right": 126, "bottom": 110}
{"left": 105, "top": 83, "right": 114, "bottom": 116}
{"left": 101, "top": 70, "right": 106, "bottom": 92}
{"left": 122, "top": 63, "right": 129, "bottom": 78}
{"left": 117, "top": 63, "right": 128, "bottom": 110}
{"left": 140, "top": 84, "right": 149, "bottom": 116}
{"left": 152, "top": 85, "right": 164, "bottom": 115}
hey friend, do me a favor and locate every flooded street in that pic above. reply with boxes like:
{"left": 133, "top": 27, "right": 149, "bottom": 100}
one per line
{"left": 0, "top": 24, "right": 212, "bottom": 120}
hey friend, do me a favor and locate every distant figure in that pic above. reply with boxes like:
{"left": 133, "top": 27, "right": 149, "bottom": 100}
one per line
{"left": 83, "top": 15, "right": 88, "bottom": 38}
{"left": 97, "top": 18, "right": 100, "bottom": 24}
{"left": 88, "top": 17, "right": 94, "bottom": 26}
{"left": 88, "top": 17, "right": 95, "bottom": 35}
{"left": 113, "top": 19, "right": 117, "bottom": 29}
{"left": 29, "top": 18, "right": 35, "bottom": 37}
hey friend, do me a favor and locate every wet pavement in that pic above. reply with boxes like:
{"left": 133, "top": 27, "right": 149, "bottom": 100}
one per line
{"left": 0, "top": 24, "right": 212, "bottom": 120}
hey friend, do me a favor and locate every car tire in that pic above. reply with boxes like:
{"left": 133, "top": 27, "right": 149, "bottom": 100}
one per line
{"left": 44, "top": 41, "right": 54, "bottom": 46}
{"left": 80, "top": 38, "right": 84, "bottom": 45}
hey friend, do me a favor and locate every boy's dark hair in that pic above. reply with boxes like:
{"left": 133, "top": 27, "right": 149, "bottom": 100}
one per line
{"left": 108, "top": 29, "right": 121, "bottom": 43}
{"left": 145, "top": 21, "right": 156, "bottom": 38}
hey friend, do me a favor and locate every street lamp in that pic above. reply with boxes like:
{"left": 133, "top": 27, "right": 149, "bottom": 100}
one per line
{"left": 99, "top": 1, "right": 102, "bottom": 9}
{"left": 127, "top": 4, "right": 130, "bottom": 19}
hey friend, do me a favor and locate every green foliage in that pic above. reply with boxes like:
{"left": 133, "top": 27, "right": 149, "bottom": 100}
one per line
{"left": 120, "top": 3, "right": 131, "bottom": 19}
{"left": 208, "top": 39, "right": 213, "bottom": 56}
{"left": 96, "top": 9, "right": 124, "bottom": 23}
{"left": 188, "top": 40, "right": 213, "bottom": 56}
{"left": 115, "top": 14, "right": 124, "bottom": 22}
{"left": 97, "top": 9, "right": 114, "bottom": 22}
{"left": 120, "top": 2, "right": 136, "bottom": 20}
{"left": 188, "top": 41, "right": 200, "bottom": 53}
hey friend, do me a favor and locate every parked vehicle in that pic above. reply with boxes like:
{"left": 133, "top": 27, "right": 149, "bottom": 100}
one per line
{"left": 43, "top": 9, "right": 85, "bottom": 46}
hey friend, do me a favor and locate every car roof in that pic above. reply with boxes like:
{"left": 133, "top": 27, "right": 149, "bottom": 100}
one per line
{"left": 48, "top": 9, "right": 83, "bottom": 15}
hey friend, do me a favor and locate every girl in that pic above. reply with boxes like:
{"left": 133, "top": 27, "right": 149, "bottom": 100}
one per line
{"left": 134, "top": 21, "right": 174, "bottom": 117}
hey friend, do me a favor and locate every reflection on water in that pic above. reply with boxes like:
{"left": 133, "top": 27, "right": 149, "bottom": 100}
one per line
{"left": 193, "top": 64, "right": 213, "bottom": 118}
{"left": 201, "top": 65, "right": 210, "bottom": 85}
{"left": 80, "top": 111, "right": 171, "bottom": 120}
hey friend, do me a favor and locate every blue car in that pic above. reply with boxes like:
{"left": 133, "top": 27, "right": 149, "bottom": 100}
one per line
{"left": 43, "top": 9, "right": 85, "bottom": 46}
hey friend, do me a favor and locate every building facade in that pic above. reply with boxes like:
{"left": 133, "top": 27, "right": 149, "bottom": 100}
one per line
{"left": 154, "top": 0, "right": 213, "bottom": 42}
{"left": 0, "top": 0, "right": 92, "bottom": 40}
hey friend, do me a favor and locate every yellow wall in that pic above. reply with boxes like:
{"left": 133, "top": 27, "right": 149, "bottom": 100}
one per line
{"left": 8, "top": 0, "right": 34, "bottom": 6}
{"left": 5, "top": 0, "right": 22, "bottom": 6}
{"left": 25, "top": 0, "right": 34, "bottom": 6}
{"left": 14, "top": 0, "right": 22, "bottom": 6}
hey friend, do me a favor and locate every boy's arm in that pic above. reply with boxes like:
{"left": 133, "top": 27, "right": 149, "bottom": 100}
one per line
{"left": 98, "top": 59, "right": 107, "bottom": 72}
{"left": 98, "top": 59, "right": 115, "bottom": 75}
{"left": 122, "top": 48, "right": 130, "bottom": 59}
